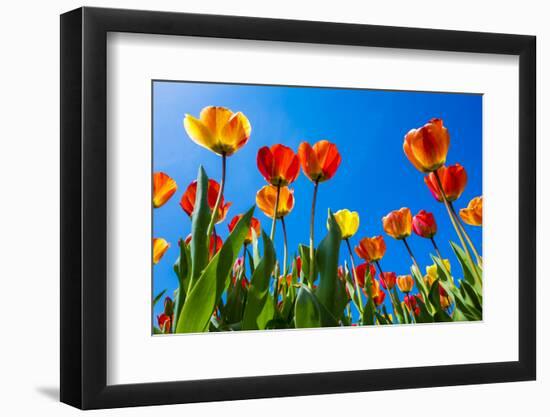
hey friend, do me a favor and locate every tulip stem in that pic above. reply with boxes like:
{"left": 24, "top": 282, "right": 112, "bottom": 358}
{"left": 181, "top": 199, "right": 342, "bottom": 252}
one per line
{"left": 270, "top": 182, "right": 281, "bottom": 242}
{"left": 345, "top": 238, "right": 363, "bottom": 314}
{"left": 308, "top": 180, "right": 320, "bottom": 286}
{"left": 402, "top": 238, "right": 421, "bottom": 275}
{"left": 206, "top": 153, "right": 226, "bottom": 240}
{"left": 433, "top": 171, "right": 482, "bottom": 285}
{"left": 376, "top": 261, "right": 401, "bottom": 325}
{"left": 212, "top": 226, "right": 218, "bottom": 256}
{"left": 429, "top": 237, "right": 443, "bottom": 261}
{"left": 449, "top": 203, "right": 483, "bottom": 267}
{"left": 242, "top": 243, "right": 248, "bottom": 278}
{"left": 281, "top": 217, "right": 288, "bottom": 277}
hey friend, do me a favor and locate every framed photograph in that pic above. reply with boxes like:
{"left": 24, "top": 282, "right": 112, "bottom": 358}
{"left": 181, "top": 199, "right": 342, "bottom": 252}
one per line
{"left": 60, "top": 6, "right": 536, "bottom": 409}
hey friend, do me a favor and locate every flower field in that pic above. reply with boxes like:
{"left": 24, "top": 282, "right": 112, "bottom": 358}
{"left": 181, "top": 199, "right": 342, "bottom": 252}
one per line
{"left": 152, "top": 99, "right": 483, "bottom": 334}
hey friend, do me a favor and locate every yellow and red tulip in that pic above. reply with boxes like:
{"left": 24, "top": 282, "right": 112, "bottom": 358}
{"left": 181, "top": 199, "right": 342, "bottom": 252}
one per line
{"left": 228, "top": 214, "right": 261, "bottom": 244}
{"left": 183, "top": 106, "right": 251, "bottom": 156}
{"left": 180, "top": 179, "right": 231, "bottom": 223}
{"left": 379, "top": 271, "right": 397, "bottom": 290}
{"left": 425, "top": 164, "right": 468, "bottom": 202}
{"left": 153, "top": 238, "right": 169, "bottom": 264}
{"left": 257, "top": 144, "right": 300, "bottom": 186}
{"left": 355, "top": 235, "right": 386, "bottom": 262}
{"left": 460, "top": 196, "right": 483, "bottom": 226}
{"left": 382, "top": 208, "right": 412, "bottom": 240}
{"left": 331, "top": 209, "right": 360, "bottom": 239}
{"left": 297, "top": 140, "right": 342, "bottom": 183}
{"left": 396, "top": 274, "right": 414, "bottom": 293}
{"left": 412, "top": 210, "right": 437, "bottom": 238}
{"left": 153, "top": 172, "right": 177, "bottom": 208}
{"left": 403, "top": 118, "right": 450, "bottom": 173}
{"left": 256, "top": 185, "right": 295, "bottom": 219}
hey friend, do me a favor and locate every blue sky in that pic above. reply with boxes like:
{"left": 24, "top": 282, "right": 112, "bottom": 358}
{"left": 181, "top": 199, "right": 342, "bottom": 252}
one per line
{"left": 152, "top": 80, "right": 482, "bottom": 325}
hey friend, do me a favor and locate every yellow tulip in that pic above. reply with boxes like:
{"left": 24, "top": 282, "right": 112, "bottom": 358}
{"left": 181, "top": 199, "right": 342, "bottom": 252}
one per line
{"left": 183, "top": 106, "right": 251, "bottom": 156}
{"left": 424, "top": 259, "right": 451, "bottom": 288}
{"left": 459, "top": 196, "right": 483, "bottom": 226}
{"left": 153, "top": 238, "right": 169, "bottom": 264}
{"left": 396, "top": 275, "right": 414, "bottom": 293}
{"left": 330, "top": 209, "right": 359, "bottom": 239}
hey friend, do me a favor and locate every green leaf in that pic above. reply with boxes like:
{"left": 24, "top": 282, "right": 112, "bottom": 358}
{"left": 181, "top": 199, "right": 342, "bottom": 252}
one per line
{"left": 315, "top": 210, "right": 342, "bottom": 318}
{"left": 189, "top": 166, "right": 212, "bottom": 290}
{"left": 433, "top": 310, "right": 453, "bottom": 322}
{"left": 298, "top": 244, "right": 315, "bottom": 284}
{"left": 450, "top": 242, "right": 482, "bottom": 292}
{"left": 461, "top": 280, "right": 483, "bottom": 315}
{"left": 242, "top": 231, "right": 277, "bottom": 330}
{"left": 153, "top": 289, "right": 166, "bottom": 308}
{"left": 176, "top": 207, "right": 254, "bottom": 333}
{"left": 411, "top": 266, "right": 434, "bottom": 314}
{"left": 414, "top": 297, "right": 434, "bottom": 323}
{"left": 390, "top": 288, "right": 406, "bottom": 324}
{"left": 428, "top": 279, "right": 443, "bottom": 311}
{"left": 173, "top": 240, "right": 191, "bottom": 328}
{"left": 361, "top": 272, "right": 376, "bottom": 326}
{"left": 295, "top": 285, "right": 337, "bottom": 328}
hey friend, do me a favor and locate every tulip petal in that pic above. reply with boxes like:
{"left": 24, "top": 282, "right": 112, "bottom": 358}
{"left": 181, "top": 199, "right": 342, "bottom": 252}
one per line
{"left": 183, "top": 114, "right": 216, "bottom": 151}
{"left": 153, "top": 172, "right": 177, "bottom": 208}
{"left": 220, "top": 111, "right": 252, "bottom": 155}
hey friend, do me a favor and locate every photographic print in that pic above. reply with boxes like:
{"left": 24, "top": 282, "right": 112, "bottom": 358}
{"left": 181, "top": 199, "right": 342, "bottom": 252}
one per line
{"left": 152, "top": 81, "right": 483, "bottom": 334}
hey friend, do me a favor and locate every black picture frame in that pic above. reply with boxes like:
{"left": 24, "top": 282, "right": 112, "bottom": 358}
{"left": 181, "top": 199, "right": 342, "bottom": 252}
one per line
{"left": 60, "top": 6, "right": 536, "bottom": 410}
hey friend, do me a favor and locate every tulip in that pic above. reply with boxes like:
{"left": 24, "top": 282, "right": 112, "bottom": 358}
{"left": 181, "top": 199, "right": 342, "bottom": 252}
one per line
{"left": 257, "top": 144, "right": 300, "bottom": 186}
{"left": 298, "top": 140, "right": 342, "bottom": 183}
{"left": 396, "top": 275, "right": 414, "bottom": 293}
{"left": 153, "top": 172, "right": 177, "bottom": 208}
{"left": 228, "top": 214, "right": 261, "bottom": 245}
{"left": 424, "top": 259, "right": 451, "bottom": 288}
{"left": 460, "top": 196, "right": 483, "bottom": 226}
{"left": 331, "top": 209, "right": 360, "bottom": 240}
{"left": 412, "top": 210, "right": 437, "bottom": 238}
{"left": 163, "top": 296, "right": 174, "bottom": 317}
{"left": 183, "top": 106, "right": 251, "bottom": 156}
{"left": 404, "top": 294, "right": 420, "bottom": 317}
{"left": 153, "top": 238, "right": 169, "bottom": 264}
{"left": 439, "top": 284, "right": 451, "bottom": 309}
{"left": 373, "top": 290, "right": 386, "bottom": 307}
{"left": 295, "top": 256, "right": 302, "bottom": 277}
{"left": 157, "top": 313, "right": 172, "bottom": 333}
{"left": 355, "top": 262, "right": 376, "bottom": 288}
{"left": 379, "top": 272, "right": 397, "bottom": 290}
{"left": 426, "top": 164, "right": 482, "bottom": 272}
{"left": 425, "top": 164, "right": 467, "bottom": 203}
{"left": 256, "top": 185, "right": 294, "bottom": 219}
{"left": 180, "top": 179, "right": 231, "bottom": 224}
{"left": 382, "top": 208, "right": 412, "bottom": 240}
{"left": 355, "top": 236, "right": 386, "bottom": 263}
{"left": 185, "top": 233, "right": 223, "bottom": 259}
{"left": 298, "top": 140, "right": 342, "bottom": 286}
{"left": 403, "top": 118, "right": 450, "bottom": 173}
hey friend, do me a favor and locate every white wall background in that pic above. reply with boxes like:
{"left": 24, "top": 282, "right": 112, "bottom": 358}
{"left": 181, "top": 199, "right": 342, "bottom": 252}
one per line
{"left": 0, "top": 0, "right": 545, "bottom": 415}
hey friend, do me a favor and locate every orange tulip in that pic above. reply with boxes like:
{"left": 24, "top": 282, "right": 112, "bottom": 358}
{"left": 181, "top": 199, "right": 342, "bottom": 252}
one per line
{"left": 298, "top": 140, "right": 342, "bottom": 183}
{"left": 183, "top": 106, "right": 251, "bottom": 156}
{"left": 460, "top": 196, "right": 483, "bottom": 226}
{"left": 396, "top": 275, "right": 414, "bottom": 293}
{"left": 256, "top": 185, "right": 294, "bottom": 219}
{"left": 379, "top": 272, "right": 397, "bottom": 290}
{"left": 228, "top": 214, "right": 261, "bottom": 244}
{"left": 153, "top": 238, "right": 169, "bottom": 264}
{"left": 180, "top": 179, "right": 231, "bottom": 223}
{"left": 403, "top": 118, "right": 450, "bottom": 173}
{"left": 373, "top": 289, "right": 386, "bottom": 307}
{"left": 257, "top": 144, "right": 300, "bottom": 186}
{"left": 355, "top": 236, "right": 386, "bottom": 262}
{"left": 184, "top": 233, "right": 223, "bottom": 259}
{"left": 382, "top": 208, "right": 412, "bottom": 240}
{"left": 425, "top": 164, "right": 468, "bottom": 202}
{"left": 153, "top": 172, "right": 177, "bottom": 208}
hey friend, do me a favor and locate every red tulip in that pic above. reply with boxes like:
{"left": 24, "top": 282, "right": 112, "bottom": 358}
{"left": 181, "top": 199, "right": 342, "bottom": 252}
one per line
{"left": 373, "top": 290, "right": 386, "bottom": 307}
{"left": 185, "top": 233, "right": 223, "bottom": 259}
{"left": 425, "top": 164, "right": 468, "bottom": 202}
{"left": 257, "top": 144, "right": 300, "bottom": 186}
{"left": 379, "top": 272, "right": 397, "bottom": 290}
{"left": 355, "top": 262, "right": 376, "bottom": 288}
{"left": 412, "top": 210, "right": 438, "bottom": 238}
{"left": 180, "top": 179, "right": 231, "bottom": 223}
{"left": 228, "top": 214, "right": 261, "bottom": 244}
{"left": 157, "top": 313, "right": 172, "bottom": 333}
{"left": 404, "top": 294, "right": 420, "bottom": 316}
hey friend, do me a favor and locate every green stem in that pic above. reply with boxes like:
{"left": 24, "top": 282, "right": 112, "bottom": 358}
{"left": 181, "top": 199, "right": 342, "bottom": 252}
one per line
{"left": 281, "top": 217, "right": 288, "bottom": 277}
{"left": 345, "top": 238, "right": 363, "bottom": 314}
{"left": 402, "top": 237, "right": 421, "bottom": 275}
{"left": 449, "top": 202, "right": 483, "bottom": 267}
{"left": 206, "top": 153, "right": 226, "bottom": 239}
{"left": 433, "top": 171, "right": 482, "bottom": 285}
{"left": 430, "top": 237, "right": 443, "bottom": 260}
{"left": 308, "top": 180, "right": 320, "bottom": 285}
{"left": 376, "top": 261, "right": 400, "bottom": 324}
{"left": 270, "top": 182, "right": 281, "bottom": 241}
